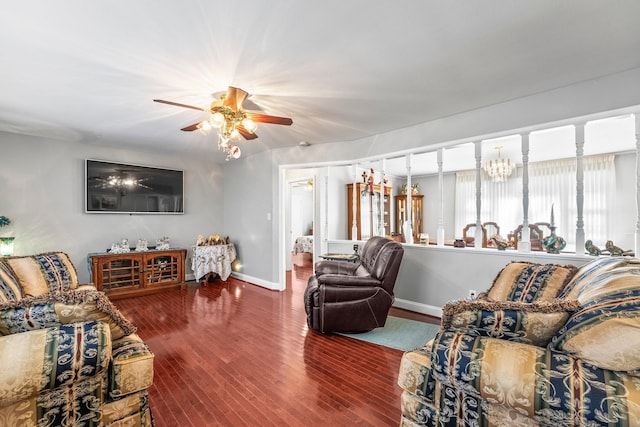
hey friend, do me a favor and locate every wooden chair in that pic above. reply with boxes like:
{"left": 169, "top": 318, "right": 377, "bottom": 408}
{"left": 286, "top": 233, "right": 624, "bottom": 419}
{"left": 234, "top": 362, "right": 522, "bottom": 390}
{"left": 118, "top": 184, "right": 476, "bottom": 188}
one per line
{"left": 508, "top": 223, "right": 545, "bottom": 251}
{"left": 534, "top": 222, "right": 552, "bottom": 237}
{"left": 483, "top": 222, "right": 500, "bottom": 247}
{"left": 462, "top": 223, "right": 487, "bottom": 248}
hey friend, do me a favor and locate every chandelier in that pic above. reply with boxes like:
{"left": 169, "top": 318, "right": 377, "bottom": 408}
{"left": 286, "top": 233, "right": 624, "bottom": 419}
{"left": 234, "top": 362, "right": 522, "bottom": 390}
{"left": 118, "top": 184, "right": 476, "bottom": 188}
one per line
{"left": 195, "top": 103, "right": 258, "bottom": 161}
{"left": 483, "top": 146, "right": 514, "bottom": 182}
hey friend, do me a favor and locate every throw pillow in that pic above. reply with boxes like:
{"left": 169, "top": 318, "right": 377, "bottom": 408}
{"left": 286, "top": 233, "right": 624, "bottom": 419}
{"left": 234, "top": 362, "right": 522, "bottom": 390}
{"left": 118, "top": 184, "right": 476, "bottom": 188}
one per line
{"left": 0, "top": 262, "right": 21, "bottom": 303}
{"left": 0, "top": 289, "right": 136, "bottom": 339}
{"left": 3, "top": 252, "right": 79, "bottom": 297}
{"left": 486, "top": 261, "right": 578, "bottom": 303}
{"left": 560, "top": 257, "right": 640, "bottom": 300}
{"left": 551, "top": 267, "right": 640, "bottom": 372}
{"left": 442, "top": 299, "right": 581, "bottom": 347}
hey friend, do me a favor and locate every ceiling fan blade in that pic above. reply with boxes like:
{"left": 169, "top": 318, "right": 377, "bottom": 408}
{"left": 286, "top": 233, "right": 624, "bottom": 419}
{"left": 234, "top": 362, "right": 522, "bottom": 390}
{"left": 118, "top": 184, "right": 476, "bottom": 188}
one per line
{"left": 181, "top": 122, "right": 201, "bottom": 132}
{"left": 246, "top": 112, "right": 293, "bottom": 126}
{"left": 237, "top": 125, "right": 259, "bottom": 140}
{"left": 154, "top": 99, "right": 206, "bottom": 112}
{"left": 223, "top": 86, "right": 249, "bottom": 110}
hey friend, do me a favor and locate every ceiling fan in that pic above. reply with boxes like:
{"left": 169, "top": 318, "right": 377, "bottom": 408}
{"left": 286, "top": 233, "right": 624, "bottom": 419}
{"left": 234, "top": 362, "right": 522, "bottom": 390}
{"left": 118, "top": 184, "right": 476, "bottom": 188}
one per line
{"left": 154, "top": 86, "right": 293, "bottom": 160}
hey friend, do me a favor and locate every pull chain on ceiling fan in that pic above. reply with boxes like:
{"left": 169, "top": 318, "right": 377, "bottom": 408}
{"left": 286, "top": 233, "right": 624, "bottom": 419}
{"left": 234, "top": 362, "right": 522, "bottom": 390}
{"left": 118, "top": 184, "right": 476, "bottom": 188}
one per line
{"left": 154, "top": 86, "right": 293, "bottom": 160}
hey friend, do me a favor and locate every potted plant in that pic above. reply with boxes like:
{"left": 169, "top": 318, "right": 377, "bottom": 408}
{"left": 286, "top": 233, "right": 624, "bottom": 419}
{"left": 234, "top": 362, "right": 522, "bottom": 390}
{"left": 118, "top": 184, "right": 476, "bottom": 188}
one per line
{"left": 0, "top": 216, "right": 14, "bottom": 256}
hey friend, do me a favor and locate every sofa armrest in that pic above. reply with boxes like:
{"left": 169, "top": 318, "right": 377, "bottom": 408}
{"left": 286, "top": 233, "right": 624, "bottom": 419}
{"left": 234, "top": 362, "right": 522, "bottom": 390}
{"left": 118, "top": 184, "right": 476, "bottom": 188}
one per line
{"left": 0, "top": 320, "right": 111, "bottom": 408}
{"left": 316, "top": 273, "right": 381, "bottom": 287}
{"left": 108, "top": 333, "right": 154, "bottom": 398}
{"left": 429, "top": 330, "right": 640, "bottom": 424}
{"left": 314, "top": 260, "right": 360, "bottom": 277}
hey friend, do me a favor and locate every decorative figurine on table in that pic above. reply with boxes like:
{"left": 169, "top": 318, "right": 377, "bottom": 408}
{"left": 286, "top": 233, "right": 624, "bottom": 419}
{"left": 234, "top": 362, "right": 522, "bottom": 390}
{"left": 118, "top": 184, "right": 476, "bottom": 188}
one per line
{"left": 490, "top": 234, "right": 509, "bottom": 251}
{"left": 585, "top": 240, "right": 602, "bottom": 256}
{"left": 156, "top": 237, "right": 170, "bottom": 250}
{"left": 197, "top": 234, "right": 230, "bottom": 246}
{"left": 605, "top": 240, "right": 635, "bottom": 257}
{"left": 542, "top": 204, "right": 566, "bottom": 254}
{"left": 135, "top": 238, "right": 148, "bottom": 251}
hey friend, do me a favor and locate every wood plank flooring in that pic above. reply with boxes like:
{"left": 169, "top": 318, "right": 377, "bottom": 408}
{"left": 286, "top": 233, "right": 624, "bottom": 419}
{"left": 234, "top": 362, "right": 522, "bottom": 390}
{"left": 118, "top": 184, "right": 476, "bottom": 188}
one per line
{"left": 113, "top": 266, "right": 439, "bottom": 426}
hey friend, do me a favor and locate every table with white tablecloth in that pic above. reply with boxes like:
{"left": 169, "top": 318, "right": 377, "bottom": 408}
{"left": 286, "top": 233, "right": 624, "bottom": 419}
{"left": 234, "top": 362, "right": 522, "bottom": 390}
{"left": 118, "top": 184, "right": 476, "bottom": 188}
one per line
{"left": 190, "top": 244, "right": 237, "bottom": 282}
{"left": 293, "top": 235, "right": 313, "bottom": 254}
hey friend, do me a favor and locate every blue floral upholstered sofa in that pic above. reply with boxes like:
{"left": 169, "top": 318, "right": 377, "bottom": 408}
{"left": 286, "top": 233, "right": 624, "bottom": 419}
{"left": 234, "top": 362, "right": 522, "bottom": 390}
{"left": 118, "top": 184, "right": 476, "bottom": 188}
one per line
{"left": 0, "top": 252, "right": 154, "bottom": 426}
{"left": 398, "top": 257, "right": 640, "bottom": 426}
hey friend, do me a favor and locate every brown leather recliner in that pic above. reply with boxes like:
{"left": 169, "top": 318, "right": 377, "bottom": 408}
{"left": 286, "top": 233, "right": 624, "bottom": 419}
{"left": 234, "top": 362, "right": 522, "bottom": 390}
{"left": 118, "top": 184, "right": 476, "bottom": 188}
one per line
{"left": 304, "top": 236, "right": 405, "bottom": 333}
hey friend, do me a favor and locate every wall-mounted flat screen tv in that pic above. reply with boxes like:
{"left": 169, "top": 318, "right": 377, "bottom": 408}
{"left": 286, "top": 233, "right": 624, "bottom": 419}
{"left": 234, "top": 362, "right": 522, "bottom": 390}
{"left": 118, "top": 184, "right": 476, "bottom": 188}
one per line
{"left": 85, "top": 159, "right": 184, "bottom": 214}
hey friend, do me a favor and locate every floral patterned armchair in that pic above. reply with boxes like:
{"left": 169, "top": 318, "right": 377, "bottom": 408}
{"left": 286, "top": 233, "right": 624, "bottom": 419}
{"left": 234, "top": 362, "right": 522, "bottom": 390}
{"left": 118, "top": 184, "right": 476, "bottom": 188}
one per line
{"left": 0, "top": 252, "right": 154, "bottom": 426}
{"left": 398, "top": 258, "right": 640, "bottom": 426}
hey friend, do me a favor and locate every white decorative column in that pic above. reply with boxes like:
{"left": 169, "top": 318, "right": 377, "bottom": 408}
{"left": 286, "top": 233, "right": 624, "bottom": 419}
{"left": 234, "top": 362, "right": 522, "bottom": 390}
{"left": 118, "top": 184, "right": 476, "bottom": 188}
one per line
{"left": 575, "top": 123, "right": 586, "bottom": 254}
{"left": 519, "top": 133, "right": 531, "bottom": 252}
{"left": 474, "top": 142, "right": 483, "bottom": 246}
{"left": 437, "top": 149, "right": 445, "bottom": 246}
{"left": 404, "top": 154, "right": 414, "bottom": 243}
{"left": 379, "top": 159, "right": 386, "bottom": 236}
{"left": 352, "top": 163, "right": 358, "bottom": 241}
{"left": 323, "top": 168, "right": 329, "bottom": 255}
{"left": 635, "top": 114, "right": 640, "bottom": 257}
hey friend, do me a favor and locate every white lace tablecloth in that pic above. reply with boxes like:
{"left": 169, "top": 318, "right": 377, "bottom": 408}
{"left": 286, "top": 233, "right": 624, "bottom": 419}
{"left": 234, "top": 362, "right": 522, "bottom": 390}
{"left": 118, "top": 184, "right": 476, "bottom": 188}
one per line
{"left": 293, "top": 235, "right": 313, "bottom": 254}
{"left": 190, "top": 244, "right": 237, "bottom": 281}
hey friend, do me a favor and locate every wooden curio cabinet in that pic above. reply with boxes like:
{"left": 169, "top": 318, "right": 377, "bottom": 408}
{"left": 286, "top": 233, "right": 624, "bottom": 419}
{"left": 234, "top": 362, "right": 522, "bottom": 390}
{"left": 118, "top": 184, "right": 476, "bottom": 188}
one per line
{"left": 347, "top": 183, "right": 392, "bottom": 240}
{"left": 395, "top": 194, "right": 424, "bottom": 243}
{"left": 90, "top": 248, "right": 186, "bottom": 299}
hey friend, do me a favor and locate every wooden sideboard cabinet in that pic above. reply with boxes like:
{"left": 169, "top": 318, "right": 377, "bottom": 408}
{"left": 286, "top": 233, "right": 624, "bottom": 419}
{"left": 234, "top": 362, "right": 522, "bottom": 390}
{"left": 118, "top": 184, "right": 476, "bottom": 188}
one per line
{"left": 90, "top": 248, "right": 187, "bottom": 299}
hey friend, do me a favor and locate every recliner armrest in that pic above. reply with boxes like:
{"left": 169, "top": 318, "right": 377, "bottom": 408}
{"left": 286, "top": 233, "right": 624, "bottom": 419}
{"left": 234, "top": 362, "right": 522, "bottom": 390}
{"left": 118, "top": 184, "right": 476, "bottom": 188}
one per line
{"left": 314, "top": 260, "right": 360, "bottom": 277}
{"left": 317, "top": 273, "right": 381, "bottom": 287}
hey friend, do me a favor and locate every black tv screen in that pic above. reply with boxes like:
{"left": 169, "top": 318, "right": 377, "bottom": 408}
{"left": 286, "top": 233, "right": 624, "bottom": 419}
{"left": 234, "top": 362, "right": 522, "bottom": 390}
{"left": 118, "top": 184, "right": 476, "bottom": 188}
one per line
{"left": 85, "top": 159, "right": 184, "bottom": 214}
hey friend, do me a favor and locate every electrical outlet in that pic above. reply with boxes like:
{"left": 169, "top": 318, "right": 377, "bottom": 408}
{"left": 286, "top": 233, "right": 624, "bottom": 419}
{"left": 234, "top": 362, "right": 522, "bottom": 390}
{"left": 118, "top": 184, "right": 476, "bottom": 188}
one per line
{"left": 468, "top": 290, "right": 477, "bottom": 300}
{"left": 353, "top": 244, "right": 359, "bottom": 253}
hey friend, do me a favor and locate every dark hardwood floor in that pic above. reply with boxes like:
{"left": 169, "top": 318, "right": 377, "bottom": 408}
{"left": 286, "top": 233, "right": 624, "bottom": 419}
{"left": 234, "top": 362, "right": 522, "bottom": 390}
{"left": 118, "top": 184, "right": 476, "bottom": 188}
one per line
{"left": 113, "top": 265, "right": 439, "bottom": 426}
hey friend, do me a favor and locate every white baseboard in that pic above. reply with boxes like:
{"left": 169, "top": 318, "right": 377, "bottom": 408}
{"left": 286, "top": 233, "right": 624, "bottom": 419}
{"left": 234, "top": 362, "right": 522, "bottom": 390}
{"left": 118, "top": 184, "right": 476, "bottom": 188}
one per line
{"left": 230, "top": 272, "right": 282, "bottom": 291}
{"left": 393, "top": 298, "right": 442, "bottom": 319}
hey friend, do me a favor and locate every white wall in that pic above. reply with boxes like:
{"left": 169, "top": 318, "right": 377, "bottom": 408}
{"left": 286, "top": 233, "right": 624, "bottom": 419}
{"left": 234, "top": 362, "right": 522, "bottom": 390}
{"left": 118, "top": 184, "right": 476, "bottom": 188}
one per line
{"left": 222, "top": 150, "right": 278, "bottom": 288}
{"left": 0, "top": 132, "right": 224, "bottom": 283}
{"left": 224, "top": 67, "right": 640, "bottom": 298}
{"left": 4, "top": 67, "right": 639, "bottom": 307}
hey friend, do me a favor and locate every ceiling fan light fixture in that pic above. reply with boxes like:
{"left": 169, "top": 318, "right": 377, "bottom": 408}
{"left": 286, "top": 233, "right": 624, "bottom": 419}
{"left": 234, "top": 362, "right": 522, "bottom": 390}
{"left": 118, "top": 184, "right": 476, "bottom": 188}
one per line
{"left": 241, "top": 117, "right": 258, "bottom": 133}
{"left": 229, "top": 127, "right": 240, "bottom": 140}
{"left": 210, "top": 111, "right": 225, "bottom": 128}
{"left": 154, "top": 86, "right": 292, "bottom": 161}
{"left": 197, "top": 120, "right": 212, "bottom": 135}
{"left": 230, "top": 146, "right": 241, "bottom": 159}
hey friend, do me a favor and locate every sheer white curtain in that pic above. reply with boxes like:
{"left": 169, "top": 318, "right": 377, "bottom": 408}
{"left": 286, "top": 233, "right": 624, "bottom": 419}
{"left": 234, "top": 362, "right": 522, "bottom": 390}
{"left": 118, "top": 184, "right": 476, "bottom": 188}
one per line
{"left": 454, "top": 170, "right": 522, "bottom": 238}
{"left": 455, "top": 154, "right": 615, "bottom": 249}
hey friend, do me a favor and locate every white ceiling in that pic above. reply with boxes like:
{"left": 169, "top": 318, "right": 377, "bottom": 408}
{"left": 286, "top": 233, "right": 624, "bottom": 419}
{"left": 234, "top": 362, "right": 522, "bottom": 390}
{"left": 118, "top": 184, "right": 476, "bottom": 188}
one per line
{"left": 1, "top": 1, "right": 640, "bottom": 164}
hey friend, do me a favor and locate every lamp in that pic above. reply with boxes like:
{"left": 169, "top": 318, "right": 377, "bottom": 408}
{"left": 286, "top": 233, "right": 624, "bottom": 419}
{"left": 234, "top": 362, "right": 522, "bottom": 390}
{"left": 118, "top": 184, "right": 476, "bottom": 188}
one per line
{"left": 483, "top": 146, "right": 514, "bottom": 182}
{"left": 195, "top": 102, "right": 255, "bottom": 161}
{"left": 0, "top": 237, "right": 14, "bottom": 256}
